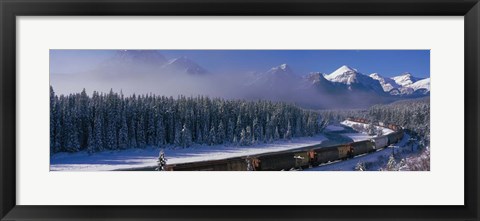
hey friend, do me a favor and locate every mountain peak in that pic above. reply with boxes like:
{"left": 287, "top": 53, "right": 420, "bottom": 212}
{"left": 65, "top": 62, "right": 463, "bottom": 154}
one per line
{"left": 325, "top": 65, "right": 360, "bottom": 84}
{"left": 369, "top": 73, "right": 382, "bottom": 79}
{"left": 165, "top": 56, "right": 207, "bottom": 75}
{"left": 305, "top": 72, "right": 326, "bottom": 83}
{"left": 112, "top": 50, "right": 167, "bottom": 65}
{"left": 368, "top": 72, "right": 401, "bottom": 92}
{"left": 392, "top": 72, "right": 422, "bottom": 87}
{"left": 267, "top": 63, "right": 294, "bottom": 75}
{"left": 340, "top": 65, "right": 355, "bottom": 70}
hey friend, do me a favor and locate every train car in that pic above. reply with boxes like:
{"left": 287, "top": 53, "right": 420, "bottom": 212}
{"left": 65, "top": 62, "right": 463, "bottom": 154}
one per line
{"left": 292, "top": 150, "right": 312, "bottom": 168}
{"left": 337, "top": 144, "right": 354, "bottom": 159}
{"left": 387, "top": 130, "right": 404, "bottom": 145}
{"left": 372, "top": 135, "right": 389, "bottom": 150}
{"left": 256, "top": 152, "right": 297, "bottom": 171}
{"left": 314, "top": 145, "right": 341, "bottom": 165}
{"left": 351, "top": 140, "right": 374, "bottom": 156}
{"left": 166, "top": 157, "right": 247, "bottom": 171}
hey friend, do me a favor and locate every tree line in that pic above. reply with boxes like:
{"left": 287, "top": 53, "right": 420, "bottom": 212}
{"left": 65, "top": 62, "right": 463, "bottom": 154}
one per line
{"left": 50, "top": 86, "right": 325, "bottom": 154}
{"left": 319, "top": 97, "right": 430, "bottom": 147}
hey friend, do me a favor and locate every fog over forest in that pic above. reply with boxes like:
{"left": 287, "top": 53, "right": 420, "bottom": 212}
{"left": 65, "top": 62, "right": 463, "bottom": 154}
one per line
{"left": 50, "top": 50, "right": 430, "bottom": 109}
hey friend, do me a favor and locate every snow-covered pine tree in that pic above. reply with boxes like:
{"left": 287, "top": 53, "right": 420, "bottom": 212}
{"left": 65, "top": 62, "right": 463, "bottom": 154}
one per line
{"left": 137, "top": 114, "right": 146, "bottom": 148}
{"left": 87, "top": 124, "right": 95, "bottom": 154}
{"left": 227, "top": 118, "right": 235, "bottom": 143}
{"left": 252, "top": 117, "right": 261, "bottom": 144}
{"left": 274, "top": 126, "right": 280, "bottom": 140}
{"left": 240, "top": 128, "right": 247, "bottom": 146}
{"left": 284, "top": 120, "right": 292, "bottom": 140}
{"left": 146, "top": 110, "right": 156, "bottom": 146}
{"left": 50, "top": 86, "right": 55, "bottom": 154}
{"left": 235, "top": 115, "right": 242, "bottom": 142}
{"left": 181, "top": 123, "right": 193, "bottom": 148}
{"left": 265, "top": 114, "right": 273, "bottom": 143}
{"left": 217, "top": 121, "right": 225, "bottom": 145}
{"left": 295, "top": 116, "right": 302, "bottom": 137}
{"left": 245, "top": 126, "right": 252, "bottom": 145}
{"left": 367, "top": 123, "right": 376, "bottom": 136}
{"left": 208, "top": 125, "right": 216, "bottom": 145}
{"left": 174, "top": 120, "right": 182, "bottom": 147}
{"left": 156, "top": 116, "right": 166, "bottom": 147}
{"left": 355, "top": 162, "right": 366, "bottom": 171}
{"left": 118, "top": 112, "right": 128, "bottom": 150}
{"left": 386, "top": 154, "right": 398, "bottom": 171}
{"left": 49, "top": 87, "right": 326, "bottom": 152}
{"left": 155, "top": 149, "right": 167, "bottom": 171}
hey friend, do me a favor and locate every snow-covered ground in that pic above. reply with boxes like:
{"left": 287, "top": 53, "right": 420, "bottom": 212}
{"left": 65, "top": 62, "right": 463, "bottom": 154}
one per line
{"left": 51, "top": 135, "right": 328, "bottom": 171}
{"left": 341, "top": 120, "right": 394, "bottom": 135}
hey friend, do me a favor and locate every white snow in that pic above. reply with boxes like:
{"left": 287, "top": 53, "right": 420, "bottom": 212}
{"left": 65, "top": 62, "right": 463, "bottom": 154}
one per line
{"left": 325, "top": 65, "right": 359, "bottom": 84}
{"left": 50, "top": 135, "right": 327, "bottom": 171}
{"left": 340, "top": 133, "right": 375, "bottom": 142}
{"left": 340, "top": 120, "right": 394, "bottom": 135}
{"left": 369, "top": 73, "right": 401, "bottom": 92}
{"left": 408, "top": 78, "right": 430, "bottom": 91}
{"left": 391, "top": 72, "right": 423, "bottom": 87}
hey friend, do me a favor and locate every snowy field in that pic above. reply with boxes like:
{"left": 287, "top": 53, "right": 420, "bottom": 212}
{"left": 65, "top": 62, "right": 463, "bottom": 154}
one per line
{"left": 50, "top": 120, "right": 396, "bottom": 171}
{"left": 51, "top": 134, "right": 328, "bottom": 171}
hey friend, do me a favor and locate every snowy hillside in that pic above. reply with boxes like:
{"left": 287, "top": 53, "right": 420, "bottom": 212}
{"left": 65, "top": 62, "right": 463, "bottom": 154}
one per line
{"left": 392, "top": 72, "right": 423, "bottom": 87}
{"left": 409, "top": 78, "right": 430, "bottom": 92}
{"left": 369, "top": 73, "right": 401, "bottom": 92}
{"left": 369, "top": 72, "right": 429, "bottom": 95}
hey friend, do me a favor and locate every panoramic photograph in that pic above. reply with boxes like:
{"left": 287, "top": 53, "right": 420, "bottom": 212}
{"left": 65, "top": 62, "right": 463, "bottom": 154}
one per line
{"left": 50, "top": 50, "right": 430, "bottom": 171}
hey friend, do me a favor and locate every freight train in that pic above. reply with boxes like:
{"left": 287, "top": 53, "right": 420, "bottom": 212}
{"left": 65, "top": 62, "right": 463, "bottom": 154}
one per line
{"left": 165, "top": 118, "right": 404, "bottom": 171}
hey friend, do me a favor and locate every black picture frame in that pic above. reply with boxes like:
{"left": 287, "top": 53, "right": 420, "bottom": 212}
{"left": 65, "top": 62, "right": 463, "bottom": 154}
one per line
{"left": 1, "top": 0, "right": 479, "bottom": 220}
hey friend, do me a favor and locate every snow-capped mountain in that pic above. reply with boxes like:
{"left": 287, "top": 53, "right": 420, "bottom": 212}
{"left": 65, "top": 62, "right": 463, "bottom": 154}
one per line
{"left": 324, "top": 65, "right": 385, "bottom": 93}
{"left": 268, "top": 63, "right": 294, "bottom": 75}
{"left": 369, "top": 73, "right": 401, "bottom": 92}
{"left": 304, "top": 72, "right": 340, "bottom": 93}
{"left": 51, "top": 52, "right": 429, "bottom": 109}
{"left": 305, "top": 72, "right": 327, "bottom": 84}
{"left": 111, "top": 50, "right": 167, "bottom": 65}
{"left": 250, "top": 64, "right": 301, "bottom": 88}
{"left": 163, "top": 56, "right": 207, "bottom": 75}
{"left": 95, "top": 50, "right": 167, "bottom": 76}
{"left": 392, "top": 72, "right": 423, "bottom": 87}
{"left": 409, "top": 78, "right": 430, "bottom": 93}
{"left": 368, "top": 71, "right": 429, "bottom": 95}
{"left": 324, "top": 65, "right": 358, "bottom": 84}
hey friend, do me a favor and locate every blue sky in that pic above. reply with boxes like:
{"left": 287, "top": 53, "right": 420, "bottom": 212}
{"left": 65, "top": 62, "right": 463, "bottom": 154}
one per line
{"left": 50, "top": 50, "right": 430, "bottom": 78}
